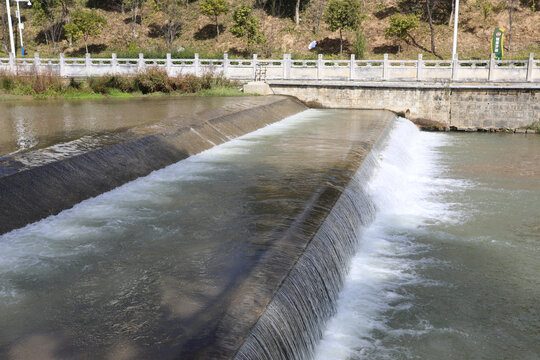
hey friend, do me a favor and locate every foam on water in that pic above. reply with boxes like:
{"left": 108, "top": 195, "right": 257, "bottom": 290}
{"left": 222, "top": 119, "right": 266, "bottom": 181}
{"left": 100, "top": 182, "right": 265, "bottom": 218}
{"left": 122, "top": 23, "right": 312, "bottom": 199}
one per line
{"left": 314, "top": 118, "right": 466, "bottom": 360}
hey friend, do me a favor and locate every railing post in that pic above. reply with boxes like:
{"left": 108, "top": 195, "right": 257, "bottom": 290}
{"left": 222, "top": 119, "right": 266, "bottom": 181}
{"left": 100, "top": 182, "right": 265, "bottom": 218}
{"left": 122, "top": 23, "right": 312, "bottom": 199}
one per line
{"left": 317, "top": 54, "right": 323, "bottom": 80}
{"left": 9, "top": 52, "right": 15, "bottom": 74}
{"left": 166, "top": 53, "right": 172, "bottom": 76}
{"left": 253, "top": 53, "right": 258, "bottom": 80}
{"left": 349, "top": 54, "right": 355, "bottom": 81}
{"left": 488, "top": 52, "right": 495, "bottom": 81}
{"left": 526, "top": 53, "right": 534, "bottom": 82}
{"left": 223, "top": 53, "right": 228, "bottom": 78}
{"left": 34, "top": 52, "right": 41, "bottom": 74}
{"left": 85, "top": 53, "right": 91, "bottom": 76}
{"left": 417, "top": 53, "right": 423, "bottom": 81}
{"left": 112, "top": 53, "right": 118, "bottom": 74}
{"left": 59, "top": 53, "right": 65, "bottom": 77}
{"left": 194, "top": 53, "right": 200, "bottom": 77}
{"left": 383, "top": 54, "right": 389, "bottom": 80}
{"left": 452, "top": 53, "right": 459, "bottom": 81}
{"left": 138, "top": 53, "right": 144, "bottom": 72}
{"left": 284, "top": 54, "right": 291, "bottom": 80}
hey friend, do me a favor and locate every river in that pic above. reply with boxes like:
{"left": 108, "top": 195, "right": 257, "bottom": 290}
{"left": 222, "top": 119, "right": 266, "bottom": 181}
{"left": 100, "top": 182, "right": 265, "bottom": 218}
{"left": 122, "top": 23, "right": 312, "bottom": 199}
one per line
{"left": 316, "top": 120, "right": 540, "bottom": 359}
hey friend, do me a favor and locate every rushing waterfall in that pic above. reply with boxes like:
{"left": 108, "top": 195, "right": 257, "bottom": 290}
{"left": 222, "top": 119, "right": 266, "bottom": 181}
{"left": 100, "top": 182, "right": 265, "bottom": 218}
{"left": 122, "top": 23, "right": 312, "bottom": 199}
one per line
{"left": 234, "top": 120, "right": 397, "bottom": 360}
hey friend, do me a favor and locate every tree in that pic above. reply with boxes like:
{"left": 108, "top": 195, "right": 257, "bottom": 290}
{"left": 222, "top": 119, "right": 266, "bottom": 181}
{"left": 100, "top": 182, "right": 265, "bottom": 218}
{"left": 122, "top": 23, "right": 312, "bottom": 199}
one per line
{"left": 384, "top": 13, "right": 419, "bottom": 54}
{"left": 151, "top": 0, "right": 185, "bottom": 50}
{"left": 324, "top": 0, "right": 362, "bottom": 55}
{"left": 306, "top": 0, "right": 327, "bottom": 33}
{"left": 63, "top": 8, "right": 107, "bottom": 53}
{"left": 32, "top": 0, "right": 74, "bottom": 55}
{"left": 1, "top": 2, "right": 9, "bottom": 54}
{"left": 123, "top": 0, "right": 147, "bottom": 45}
{"left": 231, "top": 5, "right": 265, "bottom": 54}
{"left": 200, "top": 0, "right": 229, "bottom": 41}
{"left": 425, "top": 0, "right": 439, "bottom": 56}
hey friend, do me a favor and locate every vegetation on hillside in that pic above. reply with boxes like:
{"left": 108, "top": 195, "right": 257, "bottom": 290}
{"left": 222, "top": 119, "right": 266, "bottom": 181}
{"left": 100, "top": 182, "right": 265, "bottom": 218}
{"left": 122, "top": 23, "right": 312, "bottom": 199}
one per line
{"left": 0, "top": 0, "right": 538, "bottom": 59}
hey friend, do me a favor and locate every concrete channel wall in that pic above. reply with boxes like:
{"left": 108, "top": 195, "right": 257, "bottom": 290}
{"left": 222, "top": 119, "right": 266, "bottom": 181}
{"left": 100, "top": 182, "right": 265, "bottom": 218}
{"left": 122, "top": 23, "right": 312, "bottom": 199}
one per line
{"left": 0, "top": 96, "right": 307, "bottom": 235}
{"left": 268, "top": 82, "right": 540, "bottom": 131}
{"left": 1, "top": 53, "right": 539, "bottom": 83}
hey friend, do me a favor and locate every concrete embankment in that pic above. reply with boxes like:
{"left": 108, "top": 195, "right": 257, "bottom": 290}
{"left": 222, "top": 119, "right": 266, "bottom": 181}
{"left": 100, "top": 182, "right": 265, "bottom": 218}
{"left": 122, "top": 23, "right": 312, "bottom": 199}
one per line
{"left": 0, "top": 96, "right": 307, "bottom": 235}
{"left": 267, "top": 81, "right": 540, "bottom": 131}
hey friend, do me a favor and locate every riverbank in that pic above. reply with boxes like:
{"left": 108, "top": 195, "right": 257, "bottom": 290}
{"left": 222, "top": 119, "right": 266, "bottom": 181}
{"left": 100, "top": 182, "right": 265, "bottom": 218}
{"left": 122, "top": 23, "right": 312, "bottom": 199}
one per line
{"left": 0, "top": 69, "right": 247, "bottom": 100}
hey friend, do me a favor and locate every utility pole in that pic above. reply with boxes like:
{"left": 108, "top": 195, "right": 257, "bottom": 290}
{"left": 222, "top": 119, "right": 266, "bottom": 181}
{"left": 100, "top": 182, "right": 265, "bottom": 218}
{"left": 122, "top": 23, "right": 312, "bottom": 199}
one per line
{"left": 452, "top": 0, "right": 460, "bottom": 58}
{"left": 5, "top": 0, "right": 15, "bottom": 55}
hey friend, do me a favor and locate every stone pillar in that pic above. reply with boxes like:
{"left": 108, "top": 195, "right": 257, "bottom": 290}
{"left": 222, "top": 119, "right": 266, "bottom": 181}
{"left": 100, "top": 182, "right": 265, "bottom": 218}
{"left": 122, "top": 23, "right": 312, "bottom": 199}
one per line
{"left": 112, "top": 53, "right": 118, "bottom": 75}
{"left": 488, "top": 53, "right": 495, "bottom": 81}
{"left": 452, "top": 53, "right": 459, "bottom": 81}
{"left": 9, "top": 52, "right": 15, "bottom": 74}
{"left": 417, "top": 53, "right": 423, "bottom": 81}
{"left": 223, "top": 53, "right": 229, "bottom": 78}
{"left": 34, "top": 52, "right": 41, "bottom": 74}
{"left": 59, "top": 53, "right": 65, "bottom": 77}
{"left": 284, "top": 54, "right": 291, "bottom": 80}
{"left": 138, "top": 53, "right": 144, "bottom": 72}
{"left": 526, "top": 53, "right": 534, "bottom": 82}
{"left": 383, "top": 54, "right": 389, "bottom": 81}
{"left": 85, "top": 53, "right": 91, "bottom": 76}
{"left": 166, "top": 53, "right": 172, "bottom": 76}
{"left": 349, "top": 54, "right": 355, "bottom": 81}
{"left": 317, "top": 54, "right": 323, "bottom": 80}
{"left": 253, "top": 53, "right": 258, "bottom": 80}
{"left": 194, "top": 53, "right": 200, "bottom": 77}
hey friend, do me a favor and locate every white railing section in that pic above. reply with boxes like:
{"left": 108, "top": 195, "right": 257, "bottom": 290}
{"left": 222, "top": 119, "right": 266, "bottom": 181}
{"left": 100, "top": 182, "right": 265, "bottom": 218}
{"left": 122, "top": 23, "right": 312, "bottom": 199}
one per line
{"left": 0, "top": 52, "right": 538, "bottom": 82}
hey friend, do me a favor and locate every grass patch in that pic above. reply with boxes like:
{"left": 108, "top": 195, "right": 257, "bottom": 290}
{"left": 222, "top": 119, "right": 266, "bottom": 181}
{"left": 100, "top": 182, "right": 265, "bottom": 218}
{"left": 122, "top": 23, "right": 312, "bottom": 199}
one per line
{"left": 63, "top": 91, "right": 104, "bottom": 99}
{"left": 190, "top": 86, "right": 249, "bottom": 97}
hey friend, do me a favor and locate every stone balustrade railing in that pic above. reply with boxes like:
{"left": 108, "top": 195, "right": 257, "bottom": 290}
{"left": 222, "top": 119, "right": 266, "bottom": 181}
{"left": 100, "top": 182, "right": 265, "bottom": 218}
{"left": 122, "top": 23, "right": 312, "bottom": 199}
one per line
{"left": 0, "top": 52, "right": 538, "bottom": 82}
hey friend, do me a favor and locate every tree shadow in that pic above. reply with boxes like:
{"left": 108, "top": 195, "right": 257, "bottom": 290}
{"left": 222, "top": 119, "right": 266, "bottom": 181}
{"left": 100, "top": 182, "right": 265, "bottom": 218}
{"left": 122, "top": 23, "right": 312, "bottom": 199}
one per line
{"left": 86, "top": 0, "right": 122, "bottom": 12}
{"left": 148, "top": 23, "right": 164, "bottom": 39}
{"left": 374, "top": 6, "right": 398, "bottom": 19}
{"left": 373, "top": 44, "right": 399, "bottom": 54}
{"left": 316, "top": 37, "right": 351, "bottom": 54}
{"left": 228, "top": 48, "right": 251, "bottom": 58}
{"left": 123, "top": 15, "right": 142, "bottom": 25}
{"left": 194, "top": 24, "right": 225, "bottom": 41}
{"left": 68, "top": 44, "right": 108, "bottom": 57}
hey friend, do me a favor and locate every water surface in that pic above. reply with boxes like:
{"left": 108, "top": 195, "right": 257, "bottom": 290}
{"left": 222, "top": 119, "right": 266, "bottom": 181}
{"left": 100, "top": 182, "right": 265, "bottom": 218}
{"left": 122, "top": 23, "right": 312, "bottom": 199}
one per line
{"left": 0, "top": 109, "right": 387, "bottom": 359}
{"left": 316, "top": 123, "right": 540, "bottom": 359}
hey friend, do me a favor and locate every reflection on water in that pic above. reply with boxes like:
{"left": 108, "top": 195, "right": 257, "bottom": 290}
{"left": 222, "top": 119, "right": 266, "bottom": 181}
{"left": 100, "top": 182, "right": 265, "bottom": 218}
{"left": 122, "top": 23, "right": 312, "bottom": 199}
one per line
{"left": 0, "top": 109, "right": 388, "bottom": 359}
{"left": 0, "top": 97, "right": 263, "bottom": 156}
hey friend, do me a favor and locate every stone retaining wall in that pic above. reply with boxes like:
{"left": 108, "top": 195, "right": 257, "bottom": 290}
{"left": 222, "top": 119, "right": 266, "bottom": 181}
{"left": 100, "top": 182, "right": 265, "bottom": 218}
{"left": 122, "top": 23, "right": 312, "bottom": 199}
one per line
{"left": 269, "top": 82, "right": 540, "bottom": 130}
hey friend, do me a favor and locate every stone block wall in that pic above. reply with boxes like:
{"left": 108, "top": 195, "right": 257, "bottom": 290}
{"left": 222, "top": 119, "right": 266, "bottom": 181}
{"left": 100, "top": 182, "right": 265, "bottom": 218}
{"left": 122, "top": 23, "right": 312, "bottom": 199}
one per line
{"left": 270, "top": 83, "right": 540, "bottom": 130}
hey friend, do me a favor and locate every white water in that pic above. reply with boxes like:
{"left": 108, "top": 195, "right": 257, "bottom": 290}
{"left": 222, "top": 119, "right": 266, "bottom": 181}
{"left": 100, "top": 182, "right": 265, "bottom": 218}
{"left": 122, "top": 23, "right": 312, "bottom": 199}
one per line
{"left": 315, "top": 118, "right": 465, "bottom": 360}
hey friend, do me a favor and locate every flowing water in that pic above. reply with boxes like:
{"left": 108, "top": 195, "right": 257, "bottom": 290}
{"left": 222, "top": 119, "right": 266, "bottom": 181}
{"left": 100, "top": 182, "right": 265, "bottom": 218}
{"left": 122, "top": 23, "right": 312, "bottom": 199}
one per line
{"left": 316, "top": 120, "right": 540, "bottom": 359}
{"left": 0, "top": 108, "right": 390, "bottom": 359}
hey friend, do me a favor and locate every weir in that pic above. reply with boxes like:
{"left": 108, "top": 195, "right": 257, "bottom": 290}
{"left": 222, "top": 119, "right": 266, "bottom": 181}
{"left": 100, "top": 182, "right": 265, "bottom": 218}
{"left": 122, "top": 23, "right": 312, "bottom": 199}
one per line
{"left": 0, "top": 101, "right": 396, "bottom": 359}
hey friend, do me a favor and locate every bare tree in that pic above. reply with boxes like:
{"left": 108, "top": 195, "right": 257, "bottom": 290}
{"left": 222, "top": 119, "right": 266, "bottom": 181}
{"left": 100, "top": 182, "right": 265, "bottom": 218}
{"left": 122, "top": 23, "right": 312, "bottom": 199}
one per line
{"left": 295, "top": 0, "right": 301, "bottom": 24}
{"left": 508, "top": 0, "right": 514, "bottom": 51}
{"left": 1, "top": 2, "right": 9, "bottom": 53}
{"left": 124, "top": 0, "right": 146, "bottom": 45}
{"left": 426, "top": 0, "right": 438, "bottom": 56}
{"left": 152, "top": 0, "right": 184, "bottom": 50}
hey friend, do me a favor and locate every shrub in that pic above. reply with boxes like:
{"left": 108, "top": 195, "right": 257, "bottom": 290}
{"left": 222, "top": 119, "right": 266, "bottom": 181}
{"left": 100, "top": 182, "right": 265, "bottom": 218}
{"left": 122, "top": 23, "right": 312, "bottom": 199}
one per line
{"left": 134, "top": 68, "right": 172, "bottom": 94}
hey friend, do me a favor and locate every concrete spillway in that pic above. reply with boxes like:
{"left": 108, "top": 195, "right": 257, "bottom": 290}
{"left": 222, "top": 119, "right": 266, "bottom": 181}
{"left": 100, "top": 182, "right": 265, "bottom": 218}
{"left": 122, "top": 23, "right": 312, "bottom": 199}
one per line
{"left": 0, "top": 96, "right": 307, "bottom": 235}
{"left": 0, "top": 99, "right": 395, "bottom": 359}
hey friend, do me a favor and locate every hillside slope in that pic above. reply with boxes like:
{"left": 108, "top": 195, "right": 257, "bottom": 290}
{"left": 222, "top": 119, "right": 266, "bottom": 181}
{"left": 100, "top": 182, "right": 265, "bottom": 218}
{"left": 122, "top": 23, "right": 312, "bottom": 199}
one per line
{"left": 1, "top": 0, "right": 538, "bottom": 60}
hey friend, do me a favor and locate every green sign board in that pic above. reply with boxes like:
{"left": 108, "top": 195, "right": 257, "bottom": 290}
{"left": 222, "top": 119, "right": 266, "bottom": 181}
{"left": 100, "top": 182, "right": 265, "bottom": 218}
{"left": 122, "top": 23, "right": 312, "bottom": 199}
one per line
{"left": 491, "top": 28, "right": 504, "bottom": 60}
